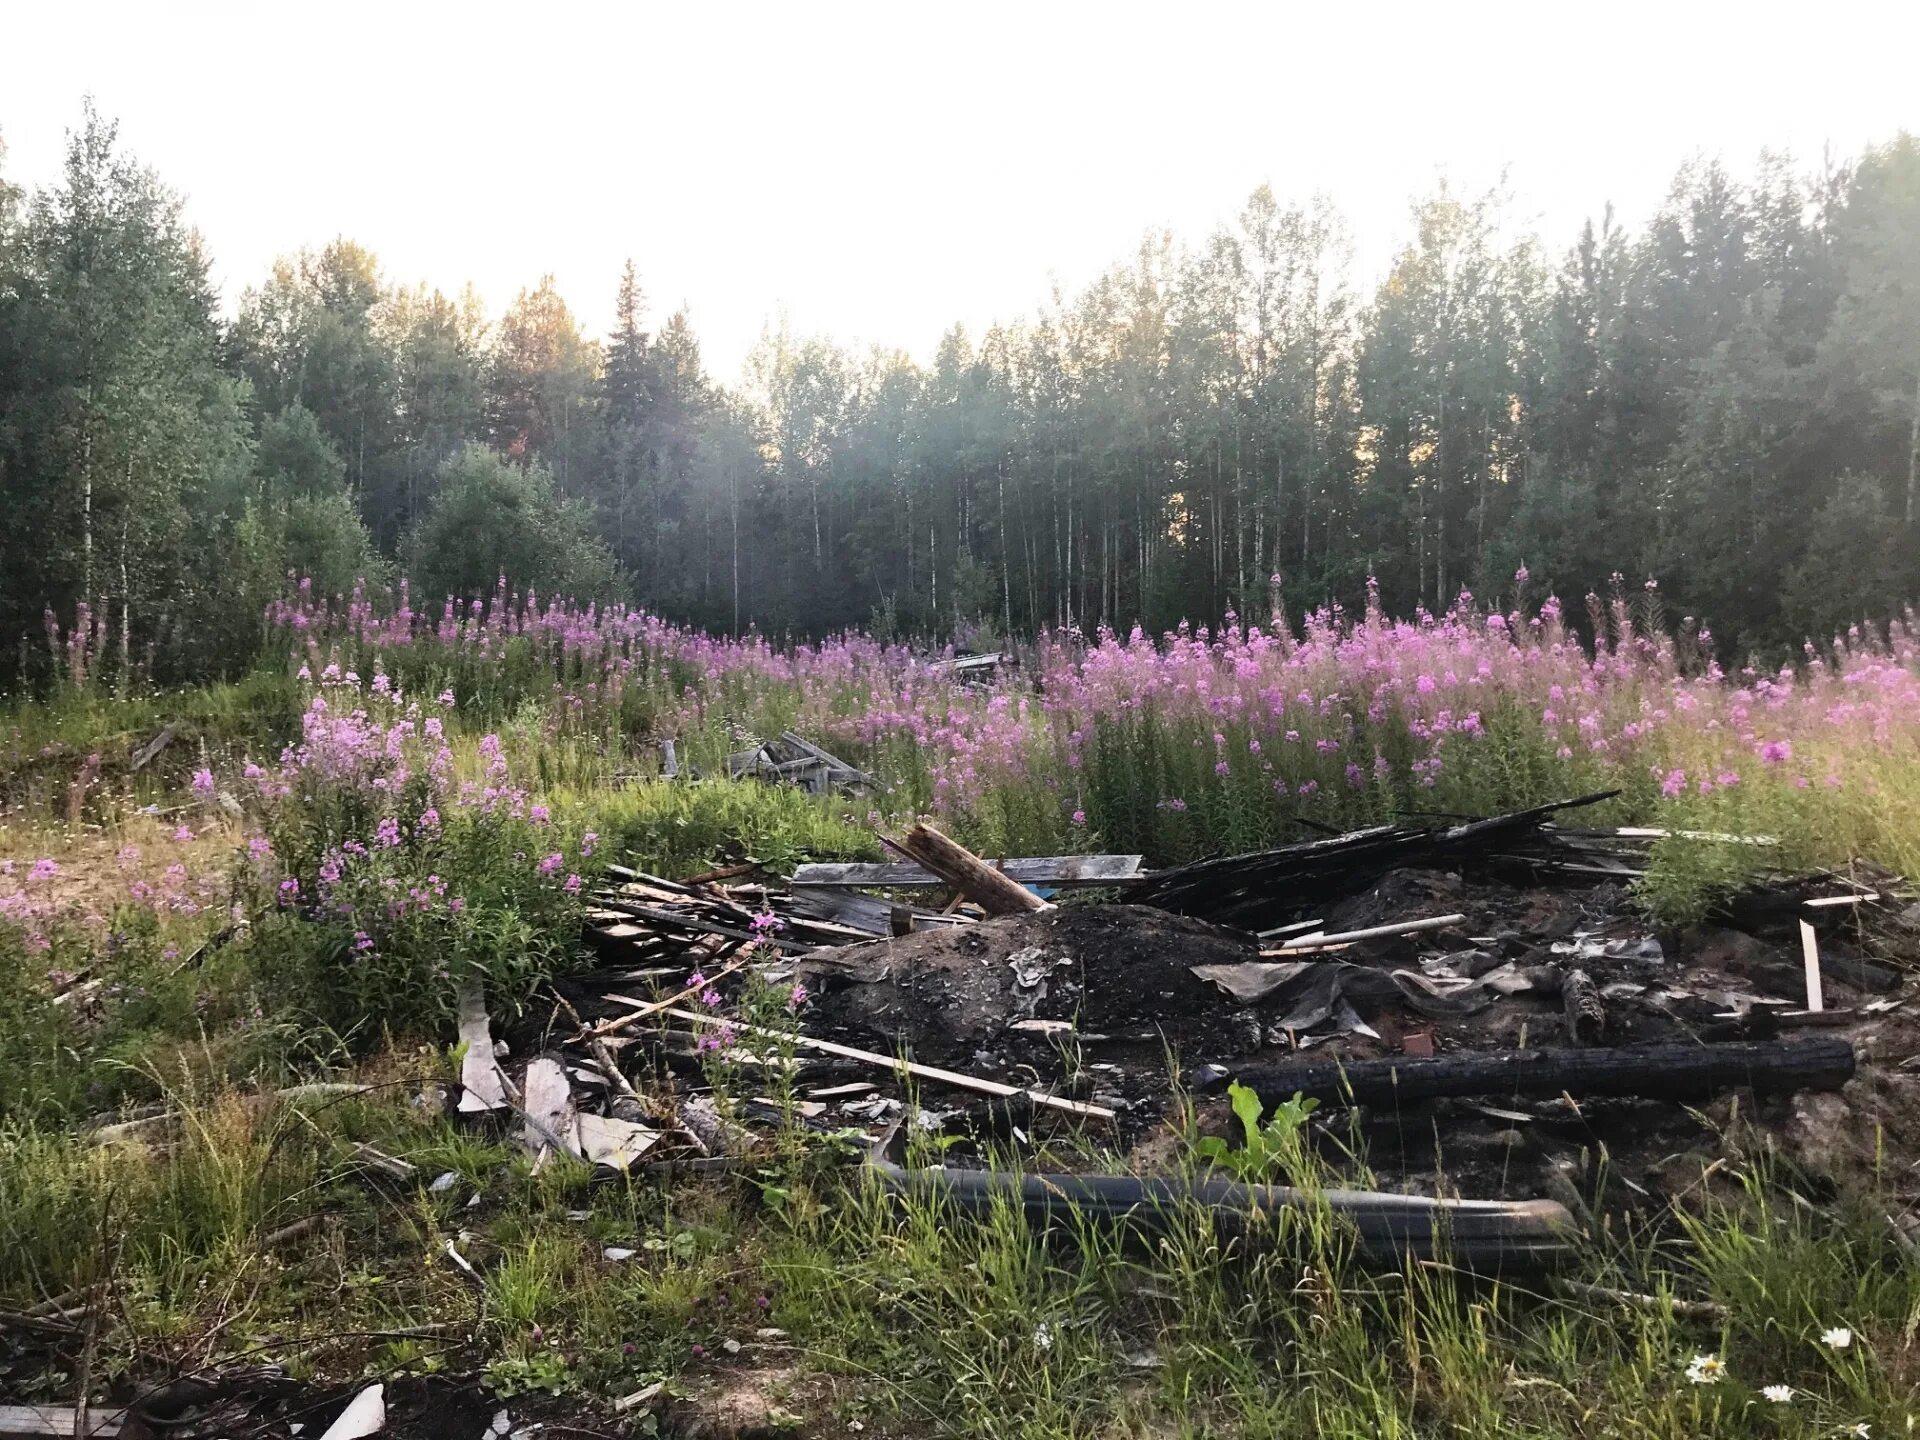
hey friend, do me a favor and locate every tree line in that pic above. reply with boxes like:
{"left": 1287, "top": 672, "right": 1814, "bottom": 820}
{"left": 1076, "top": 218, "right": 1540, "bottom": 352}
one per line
{"left": 3, "top": 103, "right": 1918, "bottom": 690}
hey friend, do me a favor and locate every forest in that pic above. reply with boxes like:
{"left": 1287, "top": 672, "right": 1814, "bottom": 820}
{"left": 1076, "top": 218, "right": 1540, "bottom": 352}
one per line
{"left": 3, "top": 104, "right": 1919, "bottom": 689}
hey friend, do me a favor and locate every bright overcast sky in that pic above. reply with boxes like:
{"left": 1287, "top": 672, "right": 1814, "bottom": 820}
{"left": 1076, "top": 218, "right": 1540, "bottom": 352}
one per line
{"left": 5, "top": 1, "right": 1916, "bottom": 382}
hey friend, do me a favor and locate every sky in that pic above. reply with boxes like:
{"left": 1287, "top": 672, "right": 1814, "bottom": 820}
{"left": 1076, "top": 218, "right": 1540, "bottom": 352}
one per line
{"left": 5, "top": 1, "right": 1917, "bottom": 383}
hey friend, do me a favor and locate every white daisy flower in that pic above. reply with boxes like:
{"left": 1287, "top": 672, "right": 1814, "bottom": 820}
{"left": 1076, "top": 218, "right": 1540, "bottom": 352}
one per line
{"left": 1823, "top": 1326, "right": 1854, "bottom": 1350}
{"left": 1685, "top": 1353, "right": 1726, "bottom": 1385}
{"left": 1761, "top": 1385, "right": 1793, "bottom": 1403}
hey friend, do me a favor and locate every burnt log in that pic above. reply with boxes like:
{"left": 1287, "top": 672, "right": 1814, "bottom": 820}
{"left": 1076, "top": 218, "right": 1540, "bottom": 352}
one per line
{"left": 1208, "top": 1037, "right": 1855, "bottom": 1111}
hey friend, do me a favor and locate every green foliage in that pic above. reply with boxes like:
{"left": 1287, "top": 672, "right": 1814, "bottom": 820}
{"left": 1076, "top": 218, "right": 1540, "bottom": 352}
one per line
{"left": 259, "top": 800, "right": 591, "bottom": 1037}
{"left": 406, "top": 444, "right": 622, "bottom": 603}
{"left": 577, "top": 779, "right": 879, "bottom": 880}
{"left": 1190, "top": 1082, "right": 1320, "bottom": 1183}
{"left": 281, "top": 491, "right": 388, "bottom": 596}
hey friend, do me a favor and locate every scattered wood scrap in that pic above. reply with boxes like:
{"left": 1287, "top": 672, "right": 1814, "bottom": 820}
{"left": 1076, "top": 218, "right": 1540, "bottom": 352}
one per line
{"left": 725, "top": 731, "right": 881, "bottom": 794}
{"left": 127, "top": 721, "right": 179, "bottom": 773}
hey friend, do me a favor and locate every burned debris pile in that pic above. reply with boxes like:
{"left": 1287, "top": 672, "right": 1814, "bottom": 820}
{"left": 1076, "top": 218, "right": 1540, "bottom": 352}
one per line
{"left": 438, "top": 801, "right": 1918, "bottom": 1271}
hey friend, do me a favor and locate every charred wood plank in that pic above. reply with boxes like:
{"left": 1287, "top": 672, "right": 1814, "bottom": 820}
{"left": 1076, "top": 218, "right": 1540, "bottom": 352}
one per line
{"left": 1209, "top": 1037, "right": 1855, "bottom": 1111}
{"left": 793, "top": 854, "right": 1145, "bottom": 889}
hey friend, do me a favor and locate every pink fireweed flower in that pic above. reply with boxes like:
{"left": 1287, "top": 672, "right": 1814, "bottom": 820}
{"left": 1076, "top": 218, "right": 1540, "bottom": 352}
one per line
{"left": 538, "top": 852, "right": 565, "bottom": 875}
{"left": 563, "top": 873, "right": 582, "bottom": 894}
{"left": 418, "top": 807, "right": 440, "bottom": 831}
{"left": 248, "top": 836, "right": 271, "bottom": 858}
{"left": 529, "top": 804, "right": 551, "bottom": 825}
{"left": 28, "top": 858, "right": 59, "bottom": 883}
{"left": 749, "top": 910, "right": 785, "bottom": 935}
{"left": 277, "top": 877, "right": 301, "bottom": 905}
{"left": 1070, "top": 809, "right": 1086, "bottom": 826}
{"left": 1759, "top": 739, "right": 1792, "bottom": 765}
{"left": 1214, "top": 760, "right": 1231, "bottom": 777}
{"left": 700, "top": 987, "right": 723, "bottom": 1008}
{"left": 191, "top": 768, "right": 215, "bottom": 795}
{"left": 687, "top": 971, "right": 708, "bottom": 989}
{"left": 1660, "top": 769, "right": 1687, "bottom": 799}
{"left": 438, "top": 689, "right": 456, "bottom": 708}
{"left": 173, "top": 826, "right": 195, "bottom": 843}
{"left": 788, "top": 983, "right": 809, "bottom": 1011}
{"left": 580, "top": 831, "right": 598, "bottom": 857}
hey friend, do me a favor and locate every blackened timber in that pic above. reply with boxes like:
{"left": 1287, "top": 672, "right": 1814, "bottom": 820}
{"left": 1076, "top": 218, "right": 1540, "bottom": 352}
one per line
{"left": 1211, "top": 1037, "right": 1855, "bottom": 1110}
{"left": 590, "top": 898, "right": 821, "bottom": 953}
{"left": 1130, "top": 792, "right": 1619, "bottom": 929}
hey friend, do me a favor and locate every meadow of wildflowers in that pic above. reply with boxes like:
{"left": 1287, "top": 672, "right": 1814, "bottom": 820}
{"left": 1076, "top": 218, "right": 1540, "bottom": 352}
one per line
{"left": 248, "top": 572, "right": 1920, "bottom": 880}
{"left": 8, "top": 567, "right": 1920, "bottom": 1081}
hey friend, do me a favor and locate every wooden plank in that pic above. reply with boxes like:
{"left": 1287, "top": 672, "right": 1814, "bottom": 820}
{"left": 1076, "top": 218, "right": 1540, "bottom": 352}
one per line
{"left": 656, "top": 1007, "right": 1114, "bottom": 1121}
{"left": 1277, "top": 914, "right": 1467, "bottom": 950}
{"left": 793, "top": 854, "right": 1145, "bottom": 889}
{"left": 1799, "top": 918, "right": 1825, "bottom": 1013}
{"left": 0, "top": 1406, "right": 123, "bottom": 1437}
{"left": 784, "top": 886, "right": 965, "bottom": 936}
